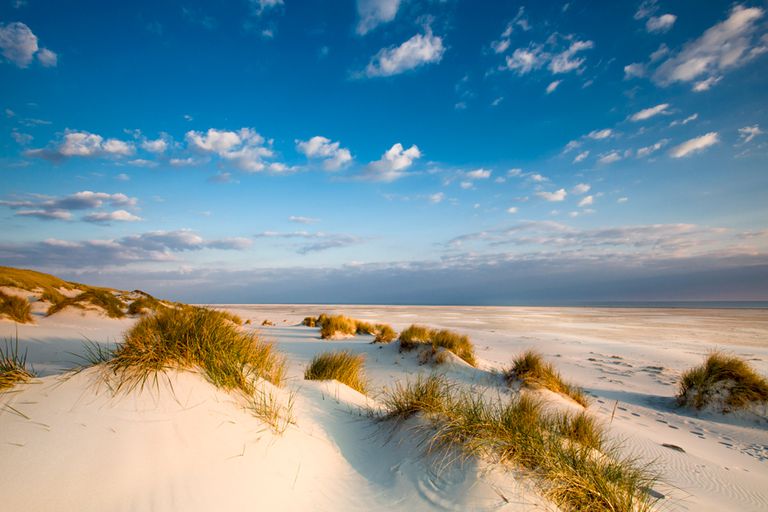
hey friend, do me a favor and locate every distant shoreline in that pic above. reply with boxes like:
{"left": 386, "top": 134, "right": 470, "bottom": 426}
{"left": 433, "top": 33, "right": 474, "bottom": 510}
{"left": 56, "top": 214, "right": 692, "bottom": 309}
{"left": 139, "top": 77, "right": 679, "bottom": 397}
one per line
{"left": 200, "top": 301, "right": 768, "bottom": 310}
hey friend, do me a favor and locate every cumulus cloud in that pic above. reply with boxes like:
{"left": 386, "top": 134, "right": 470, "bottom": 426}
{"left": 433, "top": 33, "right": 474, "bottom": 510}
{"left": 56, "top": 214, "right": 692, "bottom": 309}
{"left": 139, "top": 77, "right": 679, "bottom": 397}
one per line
{"left": 598, "top": 151, "right": 622, "bottom": 165}
{"left": 465, "top": 168, "right": 492, "bottom": 180}
{"left": 429, "top": 192, "right": 445, "bottom": 204}
{"left": 83, "top": 210, "right": 143, "bottom": 224}
{"left": 646, "top": 14, "right": 677, "bottom": 33}
{"left": 573, "top": 151, "right": 589, "bottom": 163}
{"left": 691, "top": 76, "right": 722, "bottom": 92}
{"left": 578, "top": 195, "right": 594, "bottom": 207}
{"left": 0, "top": 22, "right": 57, "bottom": 68}
{"left": 571, "top": 183, "right": 590, "bottom": 195}
{"left": 356, "top": 0, "right": 400, "bottom": 35}
{"left": 536, "top": 189, "right": 567, "bottom": 202}
{"left": 669, "top": 132, "right": 719, "bottom": 158}
{"left": 14, "top": 209, "right": 71, "bottom": 221}
{"left": 253, "top": 230, "right": 362, "bottom": 254}
{"left": 549, "top": 40, "right": 594, "bottom": 73}
{"left": 630, "top": 103, "right": 670, "bottom": 121}
{"left": 365, "top": 29, "right": 445, "bottom": 77}
{"left": 186, "top": 127, "right": 281, "bottom": 173}
{"left": 507, "top": 207, "right": 518, "bottom": 214}
{"left": 1, "top": 191, "right": 139, "bottom": 222}
{"left": 636, "top": 139, "right": 669, "bottom": 158}
{"left": 504, "top": 38, "right": 594, "bottom": 76}
{"left": 738, "top": 124, "right": 763, "bottom": 144}
{"left": 653, "top": 5, "right": 767, "bottom": 90}
{"left": 141, "top": 137, "right": 169, "bottom": 153}
{"left": 363, "top": 143, "right": 421, "bottom": 181}
{"left": 587, "top": 128, "right": 613, "bottom": 140}
{"left": 25, "top": 130, "right": 135, "bottom": 161}
{"left": 624, "top": 62, "right": 646, "bottom": 79}
{"left": 296, "top": 136, "right": 353, "bottom": 170}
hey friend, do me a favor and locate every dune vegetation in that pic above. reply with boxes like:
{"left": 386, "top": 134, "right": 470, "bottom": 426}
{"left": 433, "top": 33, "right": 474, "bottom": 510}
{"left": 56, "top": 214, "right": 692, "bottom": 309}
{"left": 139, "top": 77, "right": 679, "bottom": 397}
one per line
{"left": 107, "top": 306, "right": 285, "bottom": 393}
{"left": 0, "top": 337, "right": 35, "bottom": 390}
{"left": 507, "top": 350, "right": 588, "bottom": 407}
{"left": 304, "top": 350, "right": 367, "bottom": 394}
{"left": 373, "top": 323, "right": 397, "bottom": 343}
{"left": 677, "top": 352, "right": 768, "bottom": 412}
{"left": 47, "top": 288, "right": 127, "bottom": 318}
{"left": 0, "top": 290, "right": 33, "bottom": 324}
{"left": 379, "top": 374, "right": 657, "bottom": 512}
{"left": 398, "top": 324, "right": 477, "bottom": 367}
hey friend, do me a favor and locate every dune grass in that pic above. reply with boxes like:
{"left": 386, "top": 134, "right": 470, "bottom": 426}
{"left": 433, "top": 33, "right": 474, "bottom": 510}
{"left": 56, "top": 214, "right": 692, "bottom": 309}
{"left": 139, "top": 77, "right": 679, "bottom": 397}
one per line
{"left": 319, "top": 314, "right": 358, "bottom": 339}
{"left": 354, "top": 320, "right": 376, "bottom": 335}
{"left": 107, "top": 306, "right": 285, "bottom": 393}
{"left": 379, "top": 375, "right": 657, "bottom": 512}
{"left": 247, "top": 387, "right": 296, "bottom": 434}
{"left": 398, "top": 324, "right": 477, "bottom": 367}
{"left": 507, "top": 350, "right": 588, "bottom": 407}
{"left": 0, "top": 265, "right": 79, "bottom": 292}
{"left": 0, "top": 290, "right": 33, "bottom": 324}
{"left": 677, "top": 351, "right": 768, "bottom": 411}
{"left": 1, "top": 337, "right": 35, "bottom": 390}
{"left": 301, "top": 316, "right": 318, "bottom": 327}
{"left": 127, "top": 295, "right": 162, "bottom": 316}
{"left": 304, "top": 350, "right": 367, "bottom": 394}
{"left": 40, "top": 287, "right": 65, "bottom": 306}
{"left": 373, "top": 323, "right": 397, "bottom": 343}
{"left": 46, "top": 288, "right": 127, "bottom": 319}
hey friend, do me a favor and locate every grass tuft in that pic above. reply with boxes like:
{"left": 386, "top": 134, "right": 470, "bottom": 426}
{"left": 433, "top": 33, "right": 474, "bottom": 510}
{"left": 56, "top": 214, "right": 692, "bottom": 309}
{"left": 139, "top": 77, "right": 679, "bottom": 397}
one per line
{"left": 373, "top": 323, "right": 397, "bottom": 343}
{"left": 507, "top": 350, "right": 588, "bottom": 406}
{"left": 379, "top": 376, "right": 657, "bottom": 512}
{"left": 47, "top": 288, "right": 127, "bottom": 318}
{"left": 319, "top": 315, "right": 358, "bottom": 339}
{"left": 108, "top": 306, "right": 285, "bottom": 393}
{"left": 677, "top": 351, "right": 768, "bottom": 411}
{"left": 127, "top": 295, "right": 162, "bottom": 316}
{"left": 398, "top": 324, "right": 477, "bottom": 367}
{"left": 0, "top": 290, "right": 33, "bottom": 324}
{"left": 304, "top": 350, "right": 367, "bottom": 394}
{"left": 301, "top": 316, "right": 318, "bottom": 327}
{"left": 247, "top": 387, "right": 296, "bottom": 435}
{"left": 398, "top": 324, "right": 433, "bottom": 350}
{"left": 1, "top": 337, "right": 35, "bottom": 390}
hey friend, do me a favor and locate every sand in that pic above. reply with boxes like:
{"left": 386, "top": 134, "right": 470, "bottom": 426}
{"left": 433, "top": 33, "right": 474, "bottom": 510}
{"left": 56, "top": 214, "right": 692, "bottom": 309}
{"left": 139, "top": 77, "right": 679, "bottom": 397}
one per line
{"left": 2, "top": 304, "right": 767, "bottom": 511}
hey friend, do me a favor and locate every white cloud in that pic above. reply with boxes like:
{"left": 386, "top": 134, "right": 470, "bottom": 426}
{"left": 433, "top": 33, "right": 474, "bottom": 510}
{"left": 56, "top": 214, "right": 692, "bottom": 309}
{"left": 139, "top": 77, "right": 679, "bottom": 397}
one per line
{"left": 587, "top": 128, "right": 613, "bottom": 140}
{"left": 507, "top": 168, "right": 523, "bottom": 177}
{"left": 504, "top": 46, "right": 544, "bottom": 74}
{"left": 1, "top": 191, "right": 139, "bottom": 222}
{"left": 186, "top": 127, "right": 276, "bottom": 172}
{"left": 692, "top": 76, "right": 722, "bottom": 92}
{"left": 296, "top": 136, "right": 353, "bottom": 170}
{"left": 670, "top": 113, "right": 698, "bottom": 127}
{"left": 669, "top": 132, "right": 719, "bottom": 158}
{"left": 507, "top": 206, "right": 518, "bottom": 214}
{"left": 573, "top": 150, "right": 589, "bottom": 163}
{"left": 15, "top": 209, "right": 71, "bottom": 220}
{"left": 578, "top": 195, "right": 594, "bottom": 207}
{"left": 635, "top": 0, "right": 659, "bottom": 20}
{"left": 356, "top": 0, "right": 400, "bottom": 35}
{"left": 738, "top": 125, "right": 763, "bottom": 144}
{"left": 365, "top": 29, "right": 445, "bottom": 77}
{"left": 253, "top": 230, "right": 361, "bottom": 254}
{"left": 491, "top": 39, "right": 510, "bottom": 54}
{"left": 630, "top": 103, "right": 670, "bottom": 121}
{"left": 654, "top": 5, "right": 766, "bottom": 88}
{"left": 116, "top": 173, "right": 130, "bottom": 181}
{"left": 646, "top": 14, "right": 677, "bottom": 33}
{"left": 0, "top": 22, "right": 57, "bottom": 68}
{"left": 465, "top": 168, "right": 492, "bottom": 180}
{"left": 364, "top": 143, "right": 421, "bottom": 181}
{"left": 127, "top": 159, "right": 158, "bottom": 168}
{"left": 549, "top": 40, "right": 594, "bottom": 73}
{"left": 536, "top": 189, "right": 567, "bottom": 202}
{"left": 617, "top": 197, "right": 629, "bottom": 204}
{"left": 502, "top": 38, "right": 594, "bottom": 76}
{"left": 249, "top": 0, "right": 283, "bottom": 15}
{"left": 636, "top": 139, "right": 669, "bottom": 158}
{"left": 546, "top": 80, "right": 561, "bottom": 94}
{"left": 141, "top": 137, "right": 168, "bottom": 153}
{"left": 460, "top": 181, "right": 473, "bottom": 190}
{"left": 288, "top": 216, "right": 320, "bottom": 224}
{"left": 598, "top": 151, "right": 622, "bottom": 165}
{"left": 529, "top": 173, "right": 547, "bottom": 182}
{"left": 429, "top": 192, "right": 445, "bottom": 204}
{"left": 571, "top": 183, "right": 590, "bottom": 195}
{"left": 25, "top": 130, "right": 135, "bottom": 160}
{"left": 490, "top": 8, "right": 531, "bottom": 54}
{"left": 624, "top": 62, "right": 646, "bottom": 79}
{"left": 83, "top": 209, "right": 143, "bottom": 224}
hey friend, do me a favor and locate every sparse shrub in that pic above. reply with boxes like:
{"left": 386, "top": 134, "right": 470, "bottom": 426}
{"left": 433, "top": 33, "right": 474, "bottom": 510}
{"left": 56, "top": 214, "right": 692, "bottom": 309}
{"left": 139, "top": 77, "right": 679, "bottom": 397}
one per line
{"left": 507, "top": 350, "right": 587, "bottom": 406}
{"left": 319, "top": 315, "right": 358, "bottom": 339}
{"left": 108, "top": 306, "right": 285, "bottom": 393}
{"left": 0, "top": 290, "right": 33, "bottom": 324}
{"left": 304, "top": 350, "right": 367, "bottom": 394}
{"left": 1, "top": 337, "right": 35, "bottom": 390}
{"left": 301, "top": 316, "right": 317, "bottom": 327}
{"left": 47, "top": 288, "right": 127, "bottom": 319}
{"left": 398, "top": 324, "right": 433, "bottom": 350}
{"left": 373, "top": 323, "right": 397, "bottom": 343}
{"left": 355, "top": 320, "right": 376, "bottom": 335}
{"left": 677, "top": 352, "right": 768, "bottom": 411}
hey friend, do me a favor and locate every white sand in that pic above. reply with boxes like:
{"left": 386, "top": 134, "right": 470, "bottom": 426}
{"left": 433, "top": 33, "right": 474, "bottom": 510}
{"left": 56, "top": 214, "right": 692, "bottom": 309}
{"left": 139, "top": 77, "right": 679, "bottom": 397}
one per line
{"left": 2, "top": 305, "right": 767, "bottom": 511}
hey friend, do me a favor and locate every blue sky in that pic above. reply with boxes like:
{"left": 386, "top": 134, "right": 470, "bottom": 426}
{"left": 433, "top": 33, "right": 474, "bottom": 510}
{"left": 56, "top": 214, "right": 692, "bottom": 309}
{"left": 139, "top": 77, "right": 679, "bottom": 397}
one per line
{"left": 1, "top": 0, "right": 767, "bottom": 303}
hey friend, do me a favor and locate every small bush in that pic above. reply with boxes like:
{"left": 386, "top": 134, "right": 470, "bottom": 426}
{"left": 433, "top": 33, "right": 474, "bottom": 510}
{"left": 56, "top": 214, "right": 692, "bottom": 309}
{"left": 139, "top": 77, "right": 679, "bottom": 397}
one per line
{"left": 1, "top": 337, "right": 35, "bottom": 390}
{"left": 677, "top": 352, "right": 768, "bottom": 411}
{"left": 398, "top": 324, "right": 433, "bottom": 350}
{"left": 507, "top": 350, "right": 587, "bottom": 406}
{"left": 108, "top": 307, "right": 285, "bottom": 393}
{"left": 304, "top": 350, "right": 367, "bottom": 394}
{"left": 373, "top": 324, "right": 397, "bottom": 343}
{"left": 47, "top": 288, "right": 127, "bottom": 319}
{"left": 319, "top": 315, "right": 358, "bottom": 339}
{"left": 301, "top": 316, "right": 317, "bottom": 327}
{"left": 0, "top": 291, "right": 33, "bottom": 324}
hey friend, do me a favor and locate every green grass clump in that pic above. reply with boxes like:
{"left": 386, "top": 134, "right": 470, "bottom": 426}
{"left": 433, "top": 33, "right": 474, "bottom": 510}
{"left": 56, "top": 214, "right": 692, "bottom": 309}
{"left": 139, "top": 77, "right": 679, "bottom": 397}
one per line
{"left": 398, "top": 324, "right": 477, "bottom": 367}
{"left": 1, "top": 338, "right": 35, "bottom": 390}
{"left": 373, "top": 323, "right": 397, "bottom": 343}
{"left": 398, "top": 324, "right": 433, "bottom": 350}
{"left": 677, "top": 352, "right": 768, "bottom": 411}
{"left": 379, "top": 376, "right": 657, "bottom": 512}
{"left": 108, "top": 306, "right": 285, "bottom": 393}
{"left": 0, "top": 291, "right": 33, "bottom": 324}
{"left": 319, "top": 315, "right": 358, "bottom": 339}
{"left": 47, "top": 288, "right": 127, "bottom": 318}
{"left": 304, "top": 350, "right": 367, "bottom": 394}
{"left": 507, "top": 350, "right": 588, "bottom": 406}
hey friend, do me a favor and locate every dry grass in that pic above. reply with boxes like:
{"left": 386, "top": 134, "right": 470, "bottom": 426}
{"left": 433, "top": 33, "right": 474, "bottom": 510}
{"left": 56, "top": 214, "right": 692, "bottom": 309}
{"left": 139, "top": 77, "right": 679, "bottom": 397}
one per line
{"left": 1, "top": 337, "right": 35, "bottom": 390}
{"left": 507, "top": 350, "right": 588, "bottom": 406}
{"left": 0, "top": 265, "right": 78, "bottom": 292}
{"left": 379, "top": 376, "right": 657, "bottom": 512}
{"left": 373, "top": 323, "right": 397, "bottom": 343}
{"left": 304, "top": 350, "right": 367, "bottom": 394}
{"left": 127, "top": 295, "right": 162, "bottom": 316}
{"left": 398, "top": 324, "right": 433, "bottom": 350}
{"left": 0, "top": 290, "right": 33, "bottom": 324}
{"left": 301, "top": 316, "right": 318, "bottom": 327}
{"left": 355, "top": 320, "right": 376, "bottom": 335}
{"left": 247, "top": 387, "right": 296, "bottom": 434}
{"left": 47, "top": 288, "right": 127, "bottom": 318}
{"left": 319, "top": 315, "right": 358, "bottom": 339}
{"left": 107, "top": 306, "right": 285, "bottom": 393}
{"left": 398, "top": 325, "right": 477, "bottom": 367}
{"left": 677, "top": 351, "right": 768, "bottom": 411}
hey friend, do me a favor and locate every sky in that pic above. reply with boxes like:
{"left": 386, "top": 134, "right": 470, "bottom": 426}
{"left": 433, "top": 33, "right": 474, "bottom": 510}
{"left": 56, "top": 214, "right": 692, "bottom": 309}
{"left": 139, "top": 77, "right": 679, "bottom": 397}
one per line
{"left": 1, "top": 0, "right": 767, "bottom": 304}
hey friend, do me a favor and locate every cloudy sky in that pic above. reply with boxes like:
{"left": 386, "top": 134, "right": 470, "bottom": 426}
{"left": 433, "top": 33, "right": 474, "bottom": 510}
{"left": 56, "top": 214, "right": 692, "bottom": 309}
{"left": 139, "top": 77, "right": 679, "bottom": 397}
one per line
{"left": 1, "top": 0, "right": 767, "bottom": 303}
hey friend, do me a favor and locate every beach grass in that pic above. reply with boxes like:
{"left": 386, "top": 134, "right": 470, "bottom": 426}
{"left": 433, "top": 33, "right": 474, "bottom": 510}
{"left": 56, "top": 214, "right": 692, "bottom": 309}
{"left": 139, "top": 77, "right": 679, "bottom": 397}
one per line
{"left": 318, "top": 314, "right": 358, "bottom": 339}
{"left": 247, "top": 387, "right": 296, "bottom": 435}
{"left": 398, "top": 324, "right": 477, "bottom": 367}
{"left": 127, "top": 295, "right": 163, "bottom": 316}
{"left": 507, "top": 350, "right": 588, "bottom": 406}
{"left": 373, "top": 323, "right": 397, "bottom": 343}
{"left": 304, "top": 350, "right": 367, "bottom": 394}
{"left": 0, "top": 290, "right": 33, "bottom": 324}
{"left": 1, "top": 337, "right": 35, "bottom": 390}
{"left": 677, "top": 351, "right": 768, "bottom": 411}
{"left": 47, "top": 288, "right": 127, "bottom": 319}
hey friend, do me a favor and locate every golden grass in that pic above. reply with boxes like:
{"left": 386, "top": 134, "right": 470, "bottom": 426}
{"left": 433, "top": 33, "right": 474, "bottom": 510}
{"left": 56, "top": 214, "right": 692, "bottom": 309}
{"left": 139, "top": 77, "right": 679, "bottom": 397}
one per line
{"left": 507, "top": 350, "right": 588, "bottom": 406}
{"left": 127, "top": 295, "right": 162, "bottom": 316}
{"left": 355, "top": 320, "right": 376, "bottom": 335}
{"left": 398, "top": 325, "right": 477, "bottom": 367}
{"left": 378, "top": 376, "right": 657, "bottom": 512}
{"left": 0, "top": 265, "right": 78, "bottom": 292}
{"left": 677, "top": 351, "right": 768, "bottom": 411}
{"left": 301, "top": 316, "right": 318, "bottom": 327}
{"left": 304, "top": 350, "right": 367, "bottom": 394}
{"left": 319, "top": 315, "right": 358, "bottom": 339}
{"left": 247, "top": 387, "right": 296, "bottom": 435}
{"left": 1, "top": 337, "right": 35, "bottom": 390}
{"left": 373, "top": 323, "right": 397, "bottom": 343}
{"left": 398, "top": 324, "right": 433, "bottom": 349}
{"left": 107, "top": 306, "right": 285, "bottom": 393}
{"left": 47, "top": 288, "right": 127, "bottom": 318}
{"left": 0, "top": 290, "right": 33, "bottom": 323}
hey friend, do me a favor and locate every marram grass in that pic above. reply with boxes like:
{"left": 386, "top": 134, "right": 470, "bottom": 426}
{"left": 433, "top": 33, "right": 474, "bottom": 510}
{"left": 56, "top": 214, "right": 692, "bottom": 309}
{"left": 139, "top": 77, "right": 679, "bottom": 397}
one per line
{"left": 0, "top": 290, "right": 33, "bottom": 324}
{"left": 304, "top": 350, "right": 367, "bottom": 394}
{"left": 1, "top": 337, "right": 35, "bottom": 390}
{"left": 398, "top": 324, "right": 477, "bottom": 367}
{"left": 507, "top": 350, "right": 588, "bottom": 406}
